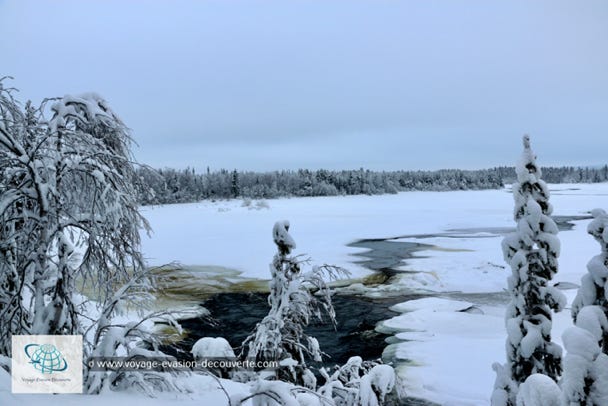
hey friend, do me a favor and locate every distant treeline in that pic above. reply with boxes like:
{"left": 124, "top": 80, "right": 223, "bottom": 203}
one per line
{"left": 495, "top": 166, "right": 608, "bottom": 184}
{"left": 136, "top": 165, "right": 608, "bottom": 205}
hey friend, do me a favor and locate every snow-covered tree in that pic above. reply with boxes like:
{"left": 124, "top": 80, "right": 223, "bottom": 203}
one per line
{"left": 236, "top": 221, "right": 399, "bottom": 405}
{"left": 226, "top": 356, "right": 396, "bottom": 406}
{"left": 0, "top": 80, "right": 39, "bottom": 354}
{"left": 231, "top": 169, "right": 240, "bottom": 198}
{"left": 317, "top": 356, "right": 397, "bottom": 406}
{"left": 561, "top": 306, "right": 608, "bottom": 405}
{"left": 0, "top": 81, "right": 150, "bottom": 344}
{"left": 492, "top": 135, "right": 566, "bottom": 405}
{"left": 571, "top": 208, "right": 608, "bottom": 353}
{"left": 83, "top": 267, "right": 185, "bottom": 395}
{"left": 561, "top": 211, "right": 608, "bottom": 405}
{"left": 241, "top": 220, "right": 342, "bottom": 387}
{"left": 1, "top": 79, "right": 182, "bottom": 394}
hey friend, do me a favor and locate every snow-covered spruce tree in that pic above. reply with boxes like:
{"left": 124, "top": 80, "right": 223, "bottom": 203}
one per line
{"left": 492, "top": 135, "right": 566, "bottom": 406}
{"left": 241, "top": 220, "right": 342, "bottom": 387}
{"left": 561, "top": 306, "right": 608, "bottom": 405}
{"left": 571, "top": 208, "right": 608, "bottom": 353}
{"left": 560, "top": 210, "right": 608, "bottom": 405}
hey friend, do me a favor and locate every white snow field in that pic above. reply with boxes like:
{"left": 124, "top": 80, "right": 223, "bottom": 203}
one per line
{"left": 140, "top": 188, "right": 520, "bottom": 280}
{"left": 2, "top": 183, "right": 608, "bottom": 405}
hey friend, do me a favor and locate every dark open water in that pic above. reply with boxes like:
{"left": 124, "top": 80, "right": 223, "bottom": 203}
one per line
{"left": 163, "top": 239, "right": 439, "bottom": 404}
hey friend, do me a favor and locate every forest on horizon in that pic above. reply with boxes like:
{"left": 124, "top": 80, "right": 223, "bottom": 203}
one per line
{"left": 137, "top": 164, "right": 608, "bottom": 205}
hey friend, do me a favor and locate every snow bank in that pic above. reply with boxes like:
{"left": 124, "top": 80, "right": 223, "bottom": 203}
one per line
{"left": 381, "top": 297, "right": 505, "bottom": 405}
{"left": 515, "top": 374, "right": 561, "bottom": 406}
{"left": 192, "top": 337, "right": 235, "bottom": 359}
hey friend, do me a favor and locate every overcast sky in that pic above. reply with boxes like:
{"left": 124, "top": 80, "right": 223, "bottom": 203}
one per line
{"left": 1, "top": 0, "right": 606, "bottom": 171}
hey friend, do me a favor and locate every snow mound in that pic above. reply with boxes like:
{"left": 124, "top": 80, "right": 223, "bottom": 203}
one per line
{"left": 192, "top": 337, "right": 235, "bottom": 359}
{"left": 515, "top": 374, "right": 561, "bottom": 406}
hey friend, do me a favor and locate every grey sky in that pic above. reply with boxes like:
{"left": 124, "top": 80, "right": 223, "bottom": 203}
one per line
{"left": 1, "top": 0, "right": 606, "bottom": 171}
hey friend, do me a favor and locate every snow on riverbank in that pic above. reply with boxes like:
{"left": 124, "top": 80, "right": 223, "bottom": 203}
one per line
{"left": 379, "top": 183, "right": 608, "bottom": 405}
{"left": 382, "top": 297, "right": 506, "bottom": 405}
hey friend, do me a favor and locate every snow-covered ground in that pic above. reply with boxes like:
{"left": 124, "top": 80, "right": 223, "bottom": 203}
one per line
{"left": 140, "top": 188, "right": 520, "bottom": 281}
{"left": 378, "top": 184, "right": 608, "bottom": 405}
{"left": 0, "top": 368, "right": 251, "bottom": 405}
{"left": 3, "top": 183, "right": 608, "bottom": 405}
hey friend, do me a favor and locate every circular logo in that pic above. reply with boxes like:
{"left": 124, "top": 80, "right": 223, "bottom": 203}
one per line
{"left": 24, "top": 343, "right": 69, "bottom": 374}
